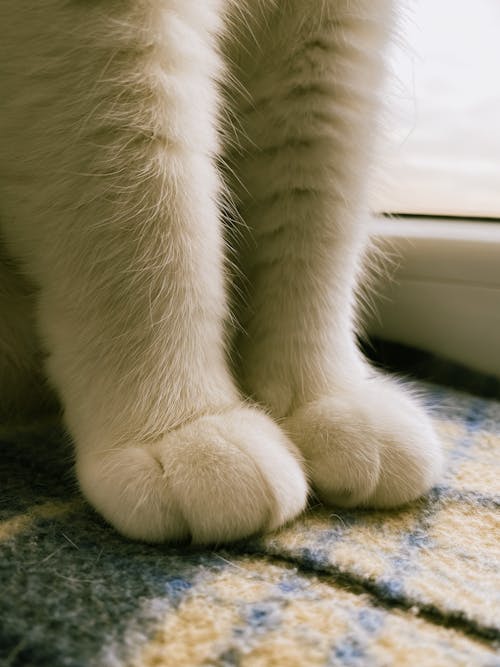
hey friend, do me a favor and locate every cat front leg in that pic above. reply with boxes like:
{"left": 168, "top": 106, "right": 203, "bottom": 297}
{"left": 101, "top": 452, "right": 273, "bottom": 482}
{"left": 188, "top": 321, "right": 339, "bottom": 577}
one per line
{"left": 0, "top": 1, "right": 307, "bottom": 542}
{"left": 228, "top": 0, "right": 443, "bottom": 508}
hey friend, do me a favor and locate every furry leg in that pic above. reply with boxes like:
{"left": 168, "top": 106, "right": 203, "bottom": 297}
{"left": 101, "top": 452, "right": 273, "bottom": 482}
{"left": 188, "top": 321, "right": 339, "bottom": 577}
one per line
{"left": 0, "top": 1, "right": 307, "bottom": 542}
{"left": 226, "top": 0, "right": 443, "bottom": 507}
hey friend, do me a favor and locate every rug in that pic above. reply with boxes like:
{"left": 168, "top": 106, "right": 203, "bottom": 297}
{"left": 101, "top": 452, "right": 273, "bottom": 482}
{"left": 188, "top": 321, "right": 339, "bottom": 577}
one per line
{"left": 1, "top": 357, "right": 499, "bottom": 666}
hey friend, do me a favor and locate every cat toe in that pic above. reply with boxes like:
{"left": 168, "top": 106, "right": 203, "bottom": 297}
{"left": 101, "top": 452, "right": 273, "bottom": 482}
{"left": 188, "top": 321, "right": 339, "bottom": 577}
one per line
{"left": 77, "top": 406, "right": 308, "bottom": 543}
{"left": 284, "top": 379, "right": 443, "bottom": 509}
{"left": 285, "top": 395, "right": 382, "bottom": 507}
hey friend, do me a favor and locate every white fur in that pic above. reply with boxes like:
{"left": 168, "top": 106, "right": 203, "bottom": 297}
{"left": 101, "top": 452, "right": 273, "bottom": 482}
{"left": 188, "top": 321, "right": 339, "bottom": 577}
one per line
{"left": 224, "top": 0, "right": 443, "bottom": 510}
{"left": 78, "top": 405, "right": 307, "bottom": 543}
{"left": 0, "top": 0, "right": 442, "bottom": 543}
{"left": 285, "top": 376, "right": 443, "bottom": 508}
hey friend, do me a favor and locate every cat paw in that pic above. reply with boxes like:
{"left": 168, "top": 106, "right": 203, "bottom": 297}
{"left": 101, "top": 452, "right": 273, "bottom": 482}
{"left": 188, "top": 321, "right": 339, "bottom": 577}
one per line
{"left": 77, "top": 406, "right": 308, "bottom": 543}
{"left": 284, "top": 377, "right": 443, "bottom": 508}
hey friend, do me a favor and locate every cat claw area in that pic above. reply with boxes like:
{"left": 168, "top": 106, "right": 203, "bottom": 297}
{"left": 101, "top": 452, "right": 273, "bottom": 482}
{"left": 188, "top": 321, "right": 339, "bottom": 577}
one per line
{"left": 76, "top": 406, "right": 308, "bottom": 544}
{"left": 284, "top": 378, "right": 443, "bottom": 509}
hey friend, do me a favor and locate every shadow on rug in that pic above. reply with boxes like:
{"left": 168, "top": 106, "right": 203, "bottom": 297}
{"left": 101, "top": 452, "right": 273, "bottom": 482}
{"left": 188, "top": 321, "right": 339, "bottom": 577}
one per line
{"left": 1, "top": 351, "right": 499, "bottom": 666}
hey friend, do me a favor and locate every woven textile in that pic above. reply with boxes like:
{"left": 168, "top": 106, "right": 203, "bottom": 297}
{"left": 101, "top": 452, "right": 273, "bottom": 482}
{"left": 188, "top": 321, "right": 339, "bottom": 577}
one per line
{"left": 1, "top": 381, "right": 499, "bottom": 666}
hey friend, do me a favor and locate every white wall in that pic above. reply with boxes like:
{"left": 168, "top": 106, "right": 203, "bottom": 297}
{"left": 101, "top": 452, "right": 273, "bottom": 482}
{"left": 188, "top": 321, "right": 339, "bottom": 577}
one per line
{"left": 366, "top": 217, "right": 500, "bottom": 378}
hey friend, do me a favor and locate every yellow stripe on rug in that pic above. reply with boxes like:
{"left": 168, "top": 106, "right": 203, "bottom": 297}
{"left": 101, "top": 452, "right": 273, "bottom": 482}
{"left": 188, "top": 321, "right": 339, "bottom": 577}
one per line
{"left": 124, "top": 557, "right": 499, "bottom": 667}
{"left": 0, "top": 498, "right": 84, "bottom": 542}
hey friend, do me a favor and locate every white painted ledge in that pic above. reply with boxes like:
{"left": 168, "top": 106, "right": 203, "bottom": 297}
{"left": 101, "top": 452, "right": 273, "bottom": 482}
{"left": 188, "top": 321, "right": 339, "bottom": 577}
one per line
{"left": 366, "top": 217, "right": 500, "bottom": 378}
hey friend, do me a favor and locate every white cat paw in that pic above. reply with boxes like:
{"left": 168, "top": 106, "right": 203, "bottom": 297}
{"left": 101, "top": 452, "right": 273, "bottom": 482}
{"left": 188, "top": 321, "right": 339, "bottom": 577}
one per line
{"left": 77, "top": 406, "right": 308, "bottom": 543}
{"left": 284, "top": 377, "right": 443, "bottom": 509}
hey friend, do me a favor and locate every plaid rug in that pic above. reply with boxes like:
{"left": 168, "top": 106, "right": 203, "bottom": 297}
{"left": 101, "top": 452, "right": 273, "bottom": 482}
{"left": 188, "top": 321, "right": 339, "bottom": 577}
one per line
{"left": 1, "top": 355, "right": 499, "bottom": 666}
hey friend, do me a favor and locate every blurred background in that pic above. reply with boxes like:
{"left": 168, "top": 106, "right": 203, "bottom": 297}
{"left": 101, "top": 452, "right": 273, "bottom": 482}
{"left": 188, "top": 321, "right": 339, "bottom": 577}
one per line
{"left": 375, "top": 0, "right": 500, "bottom": 217}
{"left": 367, "top": 0, "right": 500, "bottom": 378}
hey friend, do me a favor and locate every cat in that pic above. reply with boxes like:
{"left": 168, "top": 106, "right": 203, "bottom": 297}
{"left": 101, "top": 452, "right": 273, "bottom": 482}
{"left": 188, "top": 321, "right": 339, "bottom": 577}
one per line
{"left": 0, "top": 0, "right": 443, "bottom": 544}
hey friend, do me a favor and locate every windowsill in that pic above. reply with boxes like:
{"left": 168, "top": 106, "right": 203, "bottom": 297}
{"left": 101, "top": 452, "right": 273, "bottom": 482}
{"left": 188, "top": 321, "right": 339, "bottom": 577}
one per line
{"left": 366, "top": 216, "right": 500, "bottom": 378}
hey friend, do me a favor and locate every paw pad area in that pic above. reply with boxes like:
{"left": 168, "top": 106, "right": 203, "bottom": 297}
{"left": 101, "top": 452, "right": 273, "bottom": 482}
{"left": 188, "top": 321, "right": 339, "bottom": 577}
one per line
{"left": 285, "top": 381, "right": 443, "bottom": 509}
{"left": 76, "top": 407, "right": 308, "bottom": 544}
